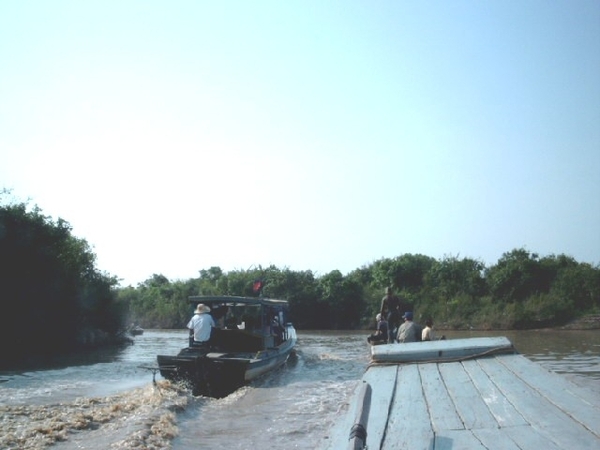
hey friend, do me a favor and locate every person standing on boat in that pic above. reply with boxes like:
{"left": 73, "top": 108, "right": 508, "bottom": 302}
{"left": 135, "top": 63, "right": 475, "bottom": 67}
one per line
{"left": 397, "top": 311, "right": 420, "bottom": 343}
{"left": 187, "top": 303, "right": 215, "bottom": 348}
{"left": 380, "top": 287, "right": 410, "bottom": 343}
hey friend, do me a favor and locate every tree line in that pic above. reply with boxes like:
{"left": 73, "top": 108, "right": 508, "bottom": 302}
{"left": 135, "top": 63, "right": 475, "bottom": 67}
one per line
{"left": 2, "top": 193, "right": 599, "bottom": 365}
{"left": 122, "top": 251, "right": 599, "bottom": 331}
{"left": 0, "top": 194, "right": 127, "bottom": 364}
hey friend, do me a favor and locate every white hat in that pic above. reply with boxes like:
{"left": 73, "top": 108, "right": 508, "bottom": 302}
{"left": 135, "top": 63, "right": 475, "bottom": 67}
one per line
{"left": 194, "top": 303, "right": 211, "bottom": 314}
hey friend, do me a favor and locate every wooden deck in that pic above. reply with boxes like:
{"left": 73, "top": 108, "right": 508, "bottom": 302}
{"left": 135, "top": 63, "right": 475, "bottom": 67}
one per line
{"left": 325, "top": 337, "right": 600, "bottom": 450}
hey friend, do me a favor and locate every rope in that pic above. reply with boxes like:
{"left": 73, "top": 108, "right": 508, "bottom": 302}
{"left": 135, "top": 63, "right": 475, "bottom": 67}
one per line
{"left": 349, "top": 423, "right": 367, "bottom": 441}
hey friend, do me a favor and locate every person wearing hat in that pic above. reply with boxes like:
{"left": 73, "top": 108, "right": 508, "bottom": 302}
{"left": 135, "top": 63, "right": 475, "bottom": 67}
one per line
{"left": 187, "top": 303, "right": 215, "bottom": 348}
{"left": 397, "top": 311, "right": 420, "bottom": 343}
{"left": 367, "top": 313, "right": 389, "bottom": 345}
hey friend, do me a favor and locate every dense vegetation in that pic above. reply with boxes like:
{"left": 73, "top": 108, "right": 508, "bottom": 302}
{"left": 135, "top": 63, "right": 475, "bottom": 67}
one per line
{"left": 2, "top": 194, "right": 599, "bottom": 366}
{"left": 0, "top": 194, "right": 127, "bottom": 364}
{"left": 123, "top": 251, "right": 599, "bottom": 331}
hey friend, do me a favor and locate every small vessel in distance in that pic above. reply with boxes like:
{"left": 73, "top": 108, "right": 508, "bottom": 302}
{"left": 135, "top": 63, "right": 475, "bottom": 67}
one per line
{"left": 157, "top": 295, "right": 296, "bottom": 398}
{"left": 128, "top": 325, "right": 144, "bottom": 336}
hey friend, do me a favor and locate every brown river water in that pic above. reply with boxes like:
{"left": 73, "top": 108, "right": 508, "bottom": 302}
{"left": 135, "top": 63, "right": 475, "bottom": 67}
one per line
{"left": 0, "top": 329, "right": 598, "bottom": 449}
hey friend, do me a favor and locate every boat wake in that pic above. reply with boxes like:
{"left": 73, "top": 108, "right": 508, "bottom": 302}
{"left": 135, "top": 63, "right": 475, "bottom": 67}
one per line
{"left": 0, "top": 380, "right": 191, "bottom": 450}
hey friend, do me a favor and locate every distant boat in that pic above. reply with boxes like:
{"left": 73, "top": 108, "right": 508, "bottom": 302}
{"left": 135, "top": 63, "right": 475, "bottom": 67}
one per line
{"left": 157, "top": 295, "right": 297, "bottom": 398}
{"left": 128, "top": 326, "right": 144, "bottom": 336}
{"left": 326, "top": 336, "right": 600, "bottom": 450}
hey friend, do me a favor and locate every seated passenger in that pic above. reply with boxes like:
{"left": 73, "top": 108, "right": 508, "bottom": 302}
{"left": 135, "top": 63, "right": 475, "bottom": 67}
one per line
{"left": 397, "top": 311, "right": 420, "bottom": 343}
{"left": 367, "top": 313, "right": 389, "bottom": 344}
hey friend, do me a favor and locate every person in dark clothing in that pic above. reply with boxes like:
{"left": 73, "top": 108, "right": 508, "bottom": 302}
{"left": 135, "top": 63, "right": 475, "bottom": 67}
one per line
{"left": 367, "top": 313, "right": 389, "bottom": 344}
{"left": 380, "top": 287, "right": 411, "bottom": 343}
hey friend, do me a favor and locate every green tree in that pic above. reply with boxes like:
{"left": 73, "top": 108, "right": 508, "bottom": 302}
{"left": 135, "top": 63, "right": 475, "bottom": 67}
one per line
{"left": 0, "top": 196, "right": 124, "bottom": 362}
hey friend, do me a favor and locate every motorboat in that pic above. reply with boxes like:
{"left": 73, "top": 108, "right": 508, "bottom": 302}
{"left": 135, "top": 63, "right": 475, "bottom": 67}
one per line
{"left": 157, "top": 295, "right": 296, "bottom": 398}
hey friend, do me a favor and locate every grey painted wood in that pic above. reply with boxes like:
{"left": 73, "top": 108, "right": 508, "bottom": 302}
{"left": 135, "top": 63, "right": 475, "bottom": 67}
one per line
{"left": 496, "top": 352, "right": 600, "bottom": 437}
{"left": 501, "top": 425, "right": 564, "bottom": 450}
{"left": 438, "top": 362, "right": 498, "bottom": 430}
{"left": 477, "top": 357, "right": 600, "bottom": 449}
{"left": 472, "top": 427, "right": 535, "bottom": 450}
{"left": 328, "top": 337, "right": 600, "bottom": 450}
{"left": 372, "top": 337, "right": 514, "bottom": 363}
{"left": 382, "top": 364, "right": 434, "bottom": 450}
{"left": 418, "top": 364, "right": 463, "bottom": 431}
{"left": 362, "top": 365, "right": 398, "bottom": 449}
{"left": 433, "top": 429, "right": 487, "bottom": 449}
{"left": 461, "top": 359, "right": 528, "bottom": 428}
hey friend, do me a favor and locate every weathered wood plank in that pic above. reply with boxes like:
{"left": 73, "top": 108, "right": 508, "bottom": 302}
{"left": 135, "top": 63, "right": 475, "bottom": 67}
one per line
{"left": 496, "top": 353, "right": 600, "bottom": 437}
{"left": 478, "top": 357, "right": 600, "bottom": 449}
{"left": 372, "top": 337, "right": 514, "bottom": 363}
{"left": 433, "top": 429, "right": 487, "bottom": 449}
{"left": 328, "top": 337, "right": 600, "bottom": 450}
{"left": 461, "top": 359, "right": 527, "bottom": 428}
{"left": 500, "top": 425, "right": 563, "bottom": 450}
{"left": 325, "top": 366, "right": 399, "bottom": 450}
{"left": 382, "top": 364, "right": 434, "bottom": 450}
{"left": 438, "top": 361, "right": 498, "bottom": 430}
{"left": 471, "top": 428, "right": 524, "bottom": 450}
{"left": 362, "top": 365, "right": 398, "bottom": 450}
{"left": 418, "top": 364, "right": 463, "bottom": 431}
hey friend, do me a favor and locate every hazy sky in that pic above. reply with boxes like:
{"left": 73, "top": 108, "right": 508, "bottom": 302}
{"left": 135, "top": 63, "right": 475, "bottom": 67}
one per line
{"left": 1, "top": 1, "right": 599, "bottom": 286}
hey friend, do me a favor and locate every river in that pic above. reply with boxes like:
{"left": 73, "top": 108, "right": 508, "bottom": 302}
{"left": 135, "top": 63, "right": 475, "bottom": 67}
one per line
{"left": 1, "top": 329, "right": 598, "bottom": 449}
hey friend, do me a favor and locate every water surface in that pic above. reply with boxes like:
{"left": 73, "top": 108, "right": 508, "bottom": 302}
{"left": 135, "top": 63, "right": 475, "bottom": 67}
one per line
{"left": 0, "top": 329, "right": 598, "bottom": 449}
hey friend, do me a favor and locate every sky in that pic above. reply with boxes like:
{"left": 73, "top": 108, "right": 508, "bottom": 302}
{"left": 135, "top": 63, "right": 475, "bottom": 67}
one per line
{"left": 1, "top": 1, "right": 599, "bottom": 287}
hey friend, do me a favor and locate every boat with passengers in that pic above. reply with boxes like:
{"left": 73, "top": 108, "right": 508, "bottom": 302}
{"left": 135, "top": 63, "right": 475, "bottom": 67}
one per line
{"left": 157, "top": 295, "right": 296, "bottom": 398}
{"left": 327, "top": 336, "right": 600, "bottom": 449}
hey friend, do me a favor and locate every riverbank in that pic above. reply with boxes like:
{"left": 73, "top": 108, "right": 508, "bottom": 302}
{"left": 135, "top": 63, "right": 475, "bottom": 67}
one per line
{"left": 559, "top": 314, "right": 600, "bottom": 330}
{"left": 429, "top": 313, "right": 600, "bottom": 332}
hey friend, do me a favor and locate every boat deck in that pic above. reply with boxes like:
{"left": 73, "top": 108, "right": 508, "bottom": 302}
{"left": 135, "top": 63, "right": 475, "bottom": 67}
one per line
{"left": 326, "top": 337, "right": 600, "bottom": 450}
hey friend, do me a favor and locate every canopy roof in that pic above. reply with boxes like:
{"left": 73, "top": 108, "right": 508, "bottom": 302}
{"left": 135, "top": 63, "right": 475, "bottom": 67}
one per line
{"left": 188, "top": 295, "right": 288, "bottom": 308}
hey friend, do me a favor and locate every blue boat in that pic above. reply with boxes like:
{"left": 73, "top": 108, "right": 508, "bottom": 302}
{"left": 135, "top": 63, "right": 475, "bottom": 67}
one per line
{"left": 157, "top": 295, "right": 296, "bottom": 398}
{"left": 326, "top": 337, "right": 600, "bottom": 449}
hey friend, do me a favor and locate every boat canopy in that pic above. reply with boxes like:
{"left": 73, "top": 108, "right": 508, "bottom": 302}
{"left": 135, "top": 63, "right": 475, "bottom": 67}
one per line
{"left": 188, "top": 295, "right": 289, "bottom": 308}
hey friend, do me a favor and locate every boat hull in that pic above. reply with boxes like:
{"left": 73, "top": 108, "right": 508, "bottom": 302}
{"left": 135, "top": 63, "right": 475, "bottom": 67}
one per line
{"left": 157, "top": 351, "right": 249, "bottom": 397}
{"left": 157, "top": 329, "right": 296, "bottom": 398}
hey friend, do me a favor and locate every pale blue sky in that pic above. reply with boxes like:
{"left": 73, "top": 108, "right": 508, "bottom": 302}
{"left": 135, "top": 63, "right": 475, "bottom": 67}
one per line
{"left": 1, "top": 1, "right": 599, "bottom": 286}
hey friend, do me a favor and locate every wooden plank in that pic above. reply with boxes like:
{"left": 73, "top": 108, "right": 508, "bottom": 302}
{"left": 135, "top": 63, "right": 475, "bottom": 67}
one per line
{"left": 418, "top": 364, "right": 463, "bottom": 431}
{"left": 471, "top": 428, "right": 523, "bottom": 450}
{"left": 362, "top": 365, "right": 398, "bottom": 450}
{"left": 372, "top": 337, "right": 514, "bottom": 363}
{"left": 496, "top": 353, "right": 600, "bottom": 437}
{"left": 433, "top": 429, "right": 487, "bottom": 449}
{"left": 438, "top": 361, "right": 498, "bottom": 430}
{"left": 472, "top": 425, "right": 565, "bottom": 450}
{"left": 325, "top": 366, "right": 398, "bottom": 450}
{"left": 462, "top": 359, "right": 528, "bottom": 428}
{"left": 500, "top": 425, "right": 563, "bottom": 450}
{"left": 478, "top": 357, "right": 600, "bottom": 449}
{"left": 382, "top": 364, "right": 434, "bottom": 450}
